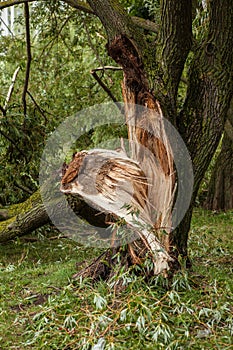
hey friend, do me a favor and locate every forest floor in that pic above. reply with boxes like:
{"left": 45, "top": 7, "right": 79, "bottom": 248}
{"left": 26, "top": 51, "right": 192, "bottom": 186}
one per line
{"left": 0, "top": 208, "right": 232, "bottom": 350}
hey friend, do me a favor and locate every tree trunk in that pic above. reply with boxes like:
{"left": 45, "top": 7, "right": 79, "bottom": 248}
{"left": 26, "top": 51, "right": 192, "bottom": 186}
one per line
{"left": 204, "top": 119, "right": 233, "bottom": 210}
{"left": 0, "top": 188, "right": 108, "bottom": 243}
{"left": 0, "top": 191, "right": 49, "bottom": 243}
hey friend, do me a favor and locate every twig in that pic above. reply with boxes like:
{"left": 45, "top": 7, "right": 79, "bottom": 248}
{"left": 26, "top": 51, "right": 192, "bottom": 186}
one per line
{"left": 39, "top": 15, "right": 73, "bottom": 59}
{"left": 14, "top": 181, "right": 33, "bottom": 194}
{"left": 0, "top": 105, "right": 6, "bottom": 116}
{"left": 0, "top": 129, "right": 27, "bottom": 159}
{"left": 92, "top": 66, "right": 123, "bottom": 89}
{"left": 47, "top": 285, "right": 62, "bottom": 291}
{"left": 22, "top": 2, "right": 31, "bottom": 116}
{"left": 27, "top": 91, "right": 48, "bottom": 123}
{"left": 91, "top": 66, "right": 125, "bottom": 114}
{"left": 90, "top": 69, "right": 118, "bottom": 103}
{"left": 0, "top": 16, "right": 15, "bottom": 36}
{"left": 49, "top": 235, "right": 70, "bottom": 240}
{"left": 4, "top": 66, "right": 21, "bottom": 111}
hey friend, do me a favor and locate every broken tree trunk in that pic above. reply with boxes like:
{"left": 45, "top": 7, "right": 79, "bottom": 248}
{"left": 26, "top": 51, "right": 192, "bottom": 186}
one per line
{"left": 61, "top": 102, "right": 176, "bottom": 278}
{"left": 58, "top": 32, "right": 184, "bottom": 279}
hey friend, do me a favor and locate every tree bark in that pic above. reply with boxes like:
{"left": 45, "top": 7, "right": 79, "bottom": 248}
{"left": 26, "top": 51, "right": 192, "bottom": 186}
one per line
{"left": 0, "top": 191, "right": 49, "bottom": 243}
{"left": 85, "top": 0, "right": 230, "bottom": 264}
{"left": 0, "top": 189, "right": 108, "bottom": 243}
{"left": 157, "top": 0, "right": 192, "bottom": 121}
{"left": 172, "top": 0, "right": 233, "bottom": 258}
{"left": 204, "top": 120, "right": 233, "bottom": 210}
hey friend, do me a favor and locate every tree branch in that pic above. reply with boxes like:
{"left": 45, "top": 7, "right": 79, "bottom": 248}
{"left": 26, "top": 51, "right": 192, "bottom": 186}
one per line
{"left": 0, "top": 0, "right": 159, "bottom": 33}
{"left": 92, "top": 66, "right": 122, "bottom": 72}
{"left": 22, "top": 2, "right": 31, "bottom": 116}
{"left": 90, "top": 69, "right": 118, "bottom": 103}
{"left": 63, "top": 0, "right": 94, "bottom": 14}
{"left": 0, "top": 0, "right": 50, "bottom": 10}
{"left": 65, "top": 0, "right": 159, "bottom": 33}
{"left": 27, "top": 91, "right": 48, "bottom": 123}
{"left": 131, "top": 16, "right": 158, "bottom": 33}
{"left": 0, "top": 129, "right": 27, "bottom": 159}
{"left": 4, "top": 66, "right": 21, "bottom": 111}
{"left": 87, "top": 0, "right": 138, "bottom": 41}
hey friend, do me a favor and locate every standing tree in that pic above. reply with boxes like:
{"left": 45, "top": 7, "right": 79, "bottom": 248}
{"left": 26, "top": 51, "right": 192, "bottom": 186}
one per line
{"left": 0, "top": 0, "right": 233, "bottom": 279}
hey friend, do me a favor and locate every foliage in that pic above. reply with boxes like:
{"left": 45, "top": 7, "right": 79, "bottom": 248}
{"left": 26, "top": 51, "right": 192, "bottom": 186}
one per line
{"left": 121, "top": 0, "right": 160, "bottom": 21}
{"left": 0, "top": 3, "right": 122, "bottom": 205}
{"left": 0, "top": 209, "right": 232, "bottom": 349}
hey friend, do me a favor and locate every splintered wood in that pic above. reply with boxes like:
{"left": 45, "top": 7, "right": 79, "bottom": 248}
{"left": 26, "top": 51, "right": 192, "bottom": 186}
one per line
{"left": 61, "top": 35, "right": 176, "bottom": 276}
{"left": 60, "top": 120, "right": 175, "bottom": 275}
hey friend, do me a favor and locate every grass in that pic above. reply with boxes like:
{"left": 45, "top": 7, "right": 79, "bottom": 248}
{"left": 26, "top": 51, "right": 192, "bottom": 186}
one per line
{"left": 0, "top": 209, "right": 232, "bottom": 349}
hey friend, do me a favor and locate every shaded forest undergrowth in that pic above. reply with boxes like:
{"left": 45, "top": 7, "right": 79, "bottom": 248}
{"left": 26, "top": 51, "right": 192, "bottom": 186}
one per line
{"left": 0, "top": 209, "right": 232, "bottom": 349}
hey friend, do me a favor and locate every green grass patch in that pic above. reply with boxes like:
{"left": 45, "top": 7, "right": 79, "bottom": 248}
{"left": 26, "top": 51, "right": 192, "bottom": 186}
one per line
{"left": 0, "top": 209, "right": 232, "bottom": 349}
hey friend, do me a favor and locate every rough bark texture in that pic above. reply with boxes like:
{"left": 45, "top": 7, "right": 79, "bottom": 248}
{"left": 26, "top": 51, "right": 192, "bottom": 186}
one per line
{"left": 204, "top": 121, "right": 233, "bottom": 210}
{"left": 158, "top": 0, "right": 192, "bottom": 121}
{"left": 0, "top": 191, "right": 48, "bottom": 243}
{"left": 0, "top": 189, "right": 108, "bottom": 243}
